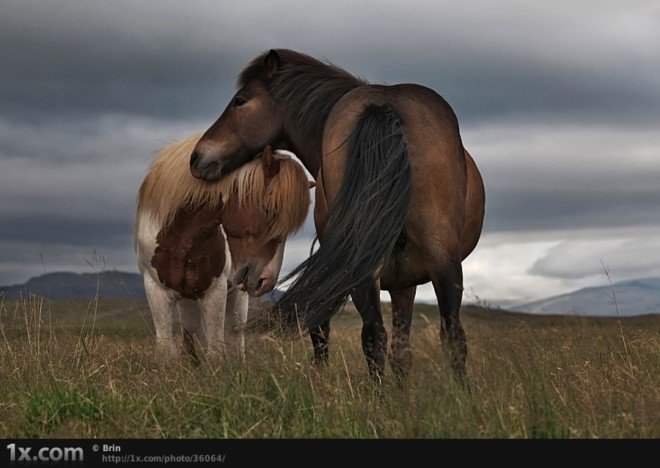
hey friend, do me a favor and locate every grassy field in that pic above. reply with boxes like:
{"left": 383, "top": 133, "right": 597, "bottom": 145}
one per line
{"left": 0, "top": 295, "right": 657, "bottom": 438}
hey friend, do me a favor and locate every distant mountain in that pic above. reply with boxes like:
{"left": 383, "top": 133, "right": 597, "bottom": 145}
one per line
{"left": 515, "top": 277, "right": 660, "bottom": 316}
{"left": 0, "top": 271, "right": 146, "bottom": 300}
{"left": 0, "top": 271, "right": 284, "bottom": 303}
{"left": 4, "top": 271, "right": 659, "bottom": 317}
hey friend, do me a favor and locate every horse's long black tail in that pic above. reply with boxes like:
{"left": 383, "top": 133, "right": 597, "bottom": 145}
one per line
{"left": 270, "top": 103, "right": 413, "bottom": 335}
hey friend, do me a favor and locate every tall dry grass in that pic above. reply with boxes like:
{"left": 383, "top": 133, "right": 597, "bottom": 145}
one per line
{"left": 0, "top": 296, "right": 658, "bottom": 438}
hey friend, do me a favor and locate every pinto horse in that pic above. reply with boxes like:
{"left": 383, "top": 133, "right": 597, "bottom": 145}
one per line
{"left": 136, "top": 136, "right": 311, "bottom": 360}
{"left": 190, "top": 49, "right": 485, "bottom": 379}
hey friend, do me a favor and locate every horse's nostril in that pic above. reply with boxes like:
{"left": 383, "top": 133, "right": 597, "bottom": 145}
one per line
{"left": 256, "top": 278, "right": 265, "bottom": 290}
{"left": 190, "top": 151, "right": 200, "bottom": 167}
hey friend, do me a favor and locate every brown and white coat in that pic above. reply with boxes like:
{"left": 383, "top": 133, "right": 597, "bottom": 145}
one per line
{"left": 135, "top": 135, "right": 311, "bottom": 360}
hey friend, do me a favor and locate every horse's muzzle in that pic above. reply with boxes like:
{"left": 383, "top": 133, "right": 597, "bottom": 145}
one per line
{"left": 231, "top": 265, "right": 274, "bottom": 297}
{"left": 190, "top": 151, "right": 223, "bottom": 181}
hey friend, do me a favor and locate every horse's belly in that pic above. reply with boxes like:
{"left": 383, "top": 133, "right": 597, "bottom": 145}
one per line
{"left": 380, "top": 243, "right": 430, "bottom": 290}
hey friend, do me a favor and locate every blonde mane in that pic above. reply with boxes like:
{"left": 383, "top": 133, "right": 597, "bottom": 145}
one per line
{"left": 137, "top": 134, "right": 310, "bottom": 239}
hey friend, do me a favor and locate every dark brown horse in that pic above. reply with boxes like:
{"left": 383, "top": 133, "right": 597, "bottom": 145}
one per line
{"left": 190, "top": 49, "right": 485, "bottom": 380}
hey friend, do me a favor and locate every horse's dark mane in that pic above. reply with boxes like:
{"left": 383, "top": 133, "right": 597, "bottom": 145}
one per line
{"left": 238, "top": 49, "right": 367, "bottom": 141}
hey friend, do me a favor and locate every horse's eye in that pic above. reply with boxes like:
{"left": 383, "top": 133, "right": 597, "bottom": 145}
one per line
{"left": 233, "top": 96, "right": 247, "bottom": 107}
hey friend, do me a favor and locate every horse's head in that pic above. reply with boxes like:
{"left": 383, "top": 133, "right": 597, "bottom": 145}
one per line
{"left": 222, "top": 146, "right": 312, "bottom": 296}
{"left": 190, "top": 50, "right": 284, "bottom": 181}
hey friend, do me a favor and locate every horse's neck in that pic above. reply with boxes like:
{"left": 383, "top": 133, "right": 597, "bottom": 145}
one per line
{"left": 280, "top": 88, "right": 360, "bottom": 178}
{"left": 280, "top": 123, "right": 321, "bottom": 178}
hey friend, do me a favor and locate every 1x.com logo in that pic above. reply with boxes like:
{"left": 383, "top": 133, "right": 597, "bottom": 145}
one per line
{"left": 7, "top": 443, "right": 84, "bottom": 463}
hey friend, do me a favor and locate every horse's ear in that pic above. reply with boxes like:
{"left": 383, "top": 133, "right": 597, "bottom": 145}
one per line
{"left": 308, "top": 180, "right": 316, "bottom": 189}
{"left": 262, "top": 146, "right": 280, "bottom": 178}
{"left": 264, "top": 49, "right": 280, "bottom": 79}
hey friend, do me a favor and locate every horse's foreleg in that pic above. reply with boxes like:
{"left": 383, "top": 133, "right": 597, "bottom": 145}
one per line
{"left": 389, "top": 286, "right": 416, "bottom": 382}
{"left": 309, "top": 320, "right": 331, "bottom": 365}
{"left": 199, "top": 277, "right": 228, "bottom": 361}
{"left": 144, "top": 274, "right": 178, "bottom": 358}
{"left": 430, "top": 261, "right": 467, "bottom": 380}
{"left": 178, "top": 300, "right": 202, "bottom": 361}
{"left": 225, "top": 286, "right": 248, "bottom": 362}
{"left": 351, "top": 278, "right": 387, "bottom": 381}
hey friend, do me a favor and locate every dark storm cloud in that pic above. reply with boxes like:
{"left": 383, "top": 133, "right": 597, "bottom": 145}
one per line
{"left": 0, "top": 0, "right": 659, "bottom": 292}
{"left": 0, "top": 215, "right": 130, "bottom": 248}
{"left": 1, "top": 1, "right": 659, "bottom": 123}
{"left": 463, "top": 118, "right": 660, "bottom": 233}
{"left": 0, "top": 113, "right": 201, "bottom": 163}
{"left": 485, "top": 190, "right": 660, "bottom": 232}
{"left": 0, "top": 1, "right": 240, "bottom": 121}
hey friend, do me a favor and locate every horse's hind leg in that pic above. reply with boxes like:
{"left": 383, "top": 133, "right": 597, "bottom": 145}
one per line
{"left": 430, "top": 261, "right": 467, "bottom": 380}
{"left": 351, "top": 278, "right": 387, "bottom": 381}
{"left": 389, "top": 286, "right": 416, "bottom": 382}
{"left": 310, "top": 320, "right": 331, "bottom": 364}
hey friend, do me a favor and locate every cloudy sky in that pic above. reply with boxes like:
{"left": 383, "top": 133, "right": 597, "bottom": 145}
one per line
{"left": 1, "top": 0, "right": 659, "bottom": 303}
